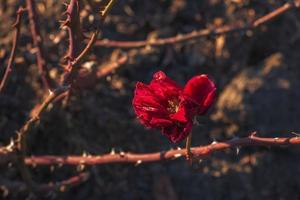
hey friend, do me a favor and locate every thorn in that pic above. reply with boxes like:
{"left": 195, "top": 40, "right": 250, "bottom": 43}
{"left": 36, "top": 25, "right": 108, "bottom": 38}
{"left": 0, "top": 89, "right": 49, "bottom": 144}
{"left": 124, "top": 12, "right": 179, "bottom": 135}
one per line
{"left": 82, "top": 151, "right": 88, "bottom": 157}
{"left": 135, "top": 160, "right": 142, "bottom": 166}
{"left": 6, "top": 139, "right": 15, "bottom": 152}
{"left": 211, "top": 140, "right": 218, "bottom": 145}
{"left": 110, "top": 148, "right": 115, "bottom": 155}
{"left": 250, "top": 131, "right": 257, "bottom": 138}
{"left": 119, "top": 151, "right": 125, "bottom": 157}
{"left": 77, "top": 164, "right": 85, "bottom": 171}
{"left": 48, "top": 89, "right": 53, "bottom": 96}
{"left": 61, "top": 11, "right": 68, "bottom": 16}
{"left": 174, "top": 153, "right": 182, "bottom": 158}
{"left": 236, "top": 146, "right": 240, "bottom": 155}
{"left": 291, "top": 132, "right": 300, "bottom": 137}
{"left": 60, "top": 19, "right": 70, "bottom": 28}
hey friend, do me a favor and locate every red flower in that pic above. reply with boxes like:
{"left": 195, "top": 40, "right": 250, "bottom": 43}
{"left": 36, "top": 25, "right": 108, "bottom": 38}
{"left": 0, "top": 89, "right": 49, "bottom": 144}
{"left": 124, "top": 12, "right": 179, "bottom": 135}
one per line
{"left": 133, "top": 71, "right": 216, "bottom": 143}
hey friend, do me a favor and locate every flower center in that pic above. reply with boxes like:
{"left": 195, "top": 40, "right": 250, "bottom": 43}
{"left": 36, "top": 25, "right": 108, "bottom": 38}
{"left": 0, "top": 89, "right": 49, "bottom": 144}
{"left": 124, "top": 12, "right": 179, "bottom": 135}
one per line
{"left": 167, "top": 99, "right": 179, "bottom": 113}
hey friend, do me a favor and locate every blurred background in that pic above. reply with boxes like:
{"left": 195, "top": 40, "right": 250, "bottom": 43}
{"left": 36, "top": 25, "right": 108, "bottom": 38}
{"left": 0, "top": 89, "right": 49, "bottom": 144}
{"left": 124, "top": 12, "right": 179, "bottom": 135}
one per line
{"left": 1, "top": 0, "right": 300, "bottom": 199}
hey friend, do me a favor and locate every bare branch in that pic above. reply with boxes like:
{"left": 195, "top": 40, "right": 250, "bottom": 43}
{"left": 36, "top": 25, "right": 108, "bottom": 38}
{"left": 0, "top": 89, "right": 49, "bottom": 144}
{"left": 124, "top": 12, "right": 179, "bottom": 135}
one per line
{"left": 20, "top": 134, "right": 300, "bottom": 166}
{"left": 0, "top": 7, "right": 25, "bottom": 93}
{"left": 26, "top": 0, "right": 55, "bottom": 89}
{"left": 95, "top": 2, "right": 297, "bottom": 49}
{"left": 0, "top": 172, "right": 90, "bottom": 196}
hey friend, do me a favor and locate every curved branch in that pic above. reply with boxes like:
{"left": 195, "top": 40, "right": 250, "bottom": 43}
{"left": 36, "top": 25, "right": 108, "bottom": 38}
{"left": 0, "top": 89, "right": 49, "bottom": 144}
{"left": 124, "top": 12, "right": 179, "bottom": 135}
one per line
{"left": 0, "top": 7, "right": 25, "bottom": 93}
{"left": 0, "top": 172, "right": 89, "bottom": 196}
{"left": 95, "top": 2, "right": 297, "bottom": 49}
{"left": 23, "top": 134, "right": 300, "bottom": 166}
{"left": 26, "top": 0, "right": 54, "bottom": 89}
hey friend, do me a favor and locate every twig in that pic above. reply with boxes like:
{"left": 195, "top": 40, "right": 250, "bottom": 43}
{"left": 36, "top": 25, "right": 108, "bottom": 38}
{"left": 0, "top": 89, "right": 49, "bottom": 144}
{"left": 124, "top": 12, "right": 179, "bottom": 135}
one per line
{"left": 0, "top": 7, "right": 25, "bottom": 93}
{"left": 0, "top": 172, "right": 90, "bottom": 196}
{"left": 62, "top": 0, "right": 117, "bottom": 85}
{"left": 20, "top": 134, "right": 300, "bottom": 166}
{"left": 96, "top": 53, "right": 128, "bottom": 78}
{"left": 95, "top": 1, "right": 298, "bottom": 49}
{"left": 14, "top": 86, "right": 70, "bottom": 193}
{"left": 26, "top": 0, "right": 54, "bottom": 89}
{"left": 61, "top": 0, "right": 82, "bottom": 85}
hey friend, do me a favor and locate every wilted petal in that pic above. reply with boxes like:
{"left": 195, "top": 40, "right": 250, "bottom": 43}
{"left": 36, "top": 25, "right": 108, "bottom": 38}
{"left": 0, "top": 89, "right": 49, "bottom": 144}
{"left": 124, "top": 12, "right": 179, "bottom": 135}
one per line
{"left": 162, "top": 121, "right": 193, "bottom": 143}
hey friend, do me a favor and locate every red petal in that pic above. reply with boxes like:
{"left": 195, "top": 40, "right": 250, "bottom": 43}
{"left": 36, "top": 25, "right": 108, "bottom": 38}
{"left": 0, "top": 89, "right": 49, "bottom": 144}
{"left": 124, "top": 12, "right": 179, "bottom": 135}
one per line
{"left": 183, "top": 74, "right": 216, "bottom": 113}
{"left": 150, "top": 118, "right": 173, "bottom": 127}
{"left": 169, "top": 101, "right": 191, "bottom": 123}
{"left": 162, "top": 121, "right": 193, "bottom": 143}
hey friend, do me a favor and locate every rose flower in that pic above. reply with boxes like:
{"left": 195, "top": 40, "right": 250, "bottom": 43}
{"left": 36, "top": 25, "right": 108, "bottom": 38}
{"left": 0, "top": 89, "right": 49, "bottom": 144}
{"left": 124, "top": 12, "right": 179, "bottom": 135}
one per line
{"left": 133, "top": 71, "right": 216, "bottom": 143}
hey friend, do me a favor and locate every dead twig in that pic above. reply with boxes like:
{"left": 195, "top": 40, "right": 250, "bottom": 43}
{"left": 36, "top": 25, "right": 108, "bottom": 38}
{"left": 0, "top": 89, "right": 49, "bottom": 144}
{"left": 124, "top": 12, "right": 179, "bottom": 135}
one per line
{"left": 14, "top": 86, "right": 70, "bottom": 194}
{"left": 0, "top": 7, "right": 25, "bottom": 93}
{"left": 26, "top": 0, "right": 55, "bottom": 89}
{"left": 0, "top": 172, "right": 90, "bottom": 197}
{"left": 95, "top": 1, "right": 298, "bottom": 49}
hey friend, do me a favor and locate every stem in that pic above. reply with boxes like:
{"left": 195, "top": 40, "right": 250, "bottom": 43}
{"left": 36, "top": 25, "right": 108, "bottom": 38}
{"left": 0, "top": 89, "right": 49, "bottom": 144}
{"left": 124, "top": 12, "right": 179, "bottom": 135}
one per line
{"left": 0, "top": 172, "right": 89, "bottom": 196}
{"left": 95, "top": 1, "right": 297, "bottom": 49}
{"left": 9, "top": 133, "right": 300, "bottom": 166}
{"left": 15, "top": 86, "right": 70, "bottom": 194}
{"left": 0, "top": 7, "right": 24, "bottom": 93}
{"left": 185, "top": 132, "right": 193, "bottom": 161}
{"left": 26, "top": 0, "right": 54, "bottom": 89}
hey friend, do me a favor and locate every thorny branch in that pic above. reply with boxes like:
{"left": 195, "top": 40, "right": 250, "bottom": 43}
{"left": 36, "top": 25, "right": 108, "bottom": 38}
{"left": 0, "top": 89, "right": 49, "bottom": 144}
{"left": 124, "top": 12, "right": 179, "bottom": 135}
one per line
{"left": 62, "top": 0, "right": 117, "bottom": 85}
{"left": 5, "top": 0, "right": 117, "bottom": 196}
{"left": 95, "top": 1, "right": 299, "bottom": 49}
{"left": 0, "top": 7, "right": 25, "bottom": 93}
{"left": 14, "top": 86, "right": 70, "bottom": 194}
{"left": 0, "top": 172, "right": 90, "bottom": 196}
{"left": 14, "top": 133, "right": 300, "bottom": 166}
{"left": 26, "top": 0, "right": 54, "bottom": 89}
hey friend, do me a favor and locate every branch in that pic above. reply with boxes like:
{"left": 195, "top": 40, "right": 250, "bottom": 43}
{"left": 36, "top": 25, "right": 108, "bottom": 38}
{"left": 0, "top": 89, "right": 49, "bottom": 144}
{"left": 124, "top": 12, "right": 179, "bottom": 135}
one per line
{"left": 95, "top": 1, "right": 298, "bottom": 49}
{"left": 62, "top": 0, "right": 117, "bottom": 85}
{"left": 61, "top": 0, "right": 81, "bottom": 85}
{"left": 26, "top": 0, "right": 54, "bottom": 89}
{"left": 14, "top": 86, "right": 70, "bottom": 193}
{"left": 0, "top": 172, "right": 90, "bottom": 196}
{"left": 21, "top": 134, "right": 300, "bottom": 166}
{"left": 0, "top": 7, "right": 25, "bottom": 93}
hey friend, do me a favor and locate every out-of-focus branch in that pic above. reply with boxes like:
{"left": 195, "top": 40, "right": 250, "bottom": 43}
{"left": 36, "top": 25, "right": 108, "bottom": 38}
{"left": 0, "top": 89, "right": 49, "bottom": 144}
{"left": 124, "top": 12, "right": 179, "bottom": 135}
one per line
{"left": 95, "top": 1, "right": 298, "bottom": 49}
{"left": 26, "top": 0, "right": 55, "bottom": 89}
{"left": 20, "top": 133, "right": 300, "bottom": 166}
{"left": 0, "top": 7, "right": 25, "bottom": 93}
{"left": 0, "top": 172, "right": 90, "bottom": 196}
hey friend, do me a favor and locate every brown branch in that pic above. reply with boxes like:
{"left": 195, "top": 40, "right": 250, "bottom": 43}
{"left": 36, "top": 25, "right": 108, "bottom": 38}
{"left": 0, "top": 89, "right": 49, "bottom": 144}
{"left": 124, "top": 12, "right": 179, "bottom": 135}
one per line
{"left": 14, "top": 86, "right": 70, "bottom": 194}
{"left": 96, "top": 53, "right": 128, "bottom": 78}
{"left": 26, "top": 0, "right": 54, "bottom": 89}
{"left": 0, "top": 7, "right": 25, "bottom": 93}
{"left": 95, "top": 1, "right": 298, "bottom": 49}
{"left": 21, "top": 133, "right": 300, "bottom": 166}
{"left": 61, "top": 0, "right": 82, "bottom": 86}
{"left": 0, "top": 172, "right": 90, "bottom": 196}
{"left": 62, "top": 0, "right": 117, "bottom": 85}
